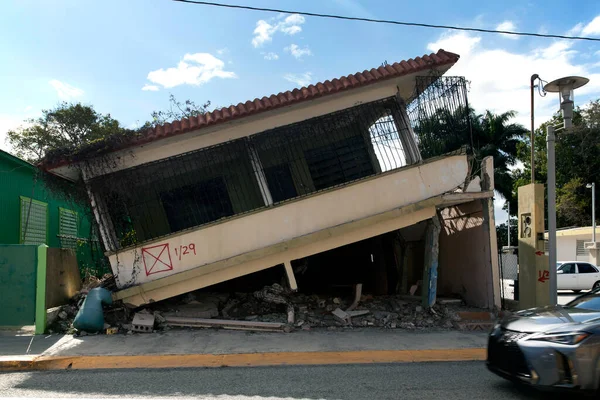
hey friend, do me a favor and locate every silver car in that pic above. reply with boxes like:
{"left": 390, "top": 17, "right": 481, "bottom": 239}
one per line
{"left": 487, "top": 290, "right": 600, "bottom": 394}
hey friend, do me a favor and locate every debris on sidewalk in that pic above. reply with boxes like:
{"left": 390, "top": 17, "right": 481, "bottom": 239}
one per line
{"left": 164, "top": 316, "right": 290, "bottom": 332}
{"left": 332, "top": 308, "right": 350, "bottom": 325}
{"left": 132, "top": 312, "right": 155, "bottom": 333}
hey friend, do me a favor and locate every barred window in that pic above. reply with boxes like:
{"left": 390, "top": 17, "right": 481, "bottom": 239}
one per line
{"left": 59, "top": 208, "right": 78, "bottom": 250}
{"left": 20, "top": 197, "right": 48, "bottom": 245}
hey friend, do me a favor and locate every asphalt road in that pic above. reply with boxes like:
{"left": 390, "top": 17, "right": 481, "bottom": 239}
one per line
{"left": 0, "top": 362, "right": 581, "bottom": 399}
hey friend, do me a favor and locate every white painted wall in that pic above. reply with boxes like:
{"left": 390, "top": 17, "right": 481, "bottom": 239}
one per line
{"left": 557, "top": 236, "right": 577, "bottom": 262}
{"left": 110, "top": 154, "right": 470, "bottom": 288}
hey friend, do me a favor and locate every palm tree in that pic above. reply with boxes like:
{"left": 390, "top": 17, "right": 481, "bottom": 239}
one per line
{"left": 414, "top": 108, "right": 527, "bottom": 202}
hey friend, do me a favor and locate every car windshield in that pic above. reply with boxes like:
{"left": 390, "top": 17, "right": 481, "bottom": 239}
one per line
{"left": 567, "top": 289, "right": 600, "bottom": 310}
{"left": 557, "top": 262, "right": 563, "bottom": 268}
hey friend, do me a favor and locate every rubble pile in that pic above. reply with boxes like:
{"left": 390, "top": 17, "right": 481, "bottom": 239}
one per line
{"left": 49, "top": 279, "right": 480, "bottom": 335}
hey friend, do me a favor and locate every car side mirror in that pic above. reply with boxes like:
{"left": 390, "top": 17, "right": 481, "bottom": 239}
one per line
{"left": 557, "top": 270, "right": 564, "bottom": 274}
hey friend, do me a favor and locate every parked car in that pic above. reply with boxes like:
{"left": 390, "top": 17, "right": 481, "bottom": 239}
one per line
{"left": 487, "top": 290, "right": 600, "bottom": 394}
{"left": 556, "top": 261, "right": 600, "bottom": 293}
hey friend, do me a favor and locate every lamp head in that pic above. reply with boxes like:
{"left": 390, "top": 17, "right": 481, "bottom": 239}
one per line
{"left": 544, "top": 76, "right": 589, "bottom": 129}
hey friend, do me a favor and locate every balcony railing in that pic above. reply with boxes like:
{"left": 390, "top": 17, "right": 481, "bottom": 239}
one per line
{"left": 89, "top": 96, "right": 426, "bottom": 251}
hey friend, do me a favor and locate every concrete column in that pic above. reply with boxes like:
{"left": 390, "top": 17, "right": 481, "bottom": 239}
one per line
{"left": 422, "top": 215, "right": 441, "bottom": 307}
{"left": 480, "top": 156, "right": 501, "bottom": 310}
{"left": 517, "top": 183, "right": 549, "bottom": 308}
{"left": 246, "top": 141, "right": 274, "bottom": 207}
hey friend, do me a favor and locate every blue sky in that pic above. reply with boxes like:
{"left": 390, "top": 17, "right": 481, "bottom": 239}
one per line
{"left": 1, "top": 0, "right": 600, "bottom": 223}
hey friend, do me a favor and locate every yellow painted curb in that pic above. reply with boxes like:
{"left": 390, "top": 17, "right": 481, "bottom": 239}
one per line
{"left": 0, "top": 348, "right": 486, "bottom": 371}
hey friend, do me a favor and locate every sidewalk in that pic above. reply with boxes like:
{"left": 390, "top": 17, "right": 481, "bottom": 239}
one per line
{"left": 0, "top": 328, "right": 488, "bottom": 371}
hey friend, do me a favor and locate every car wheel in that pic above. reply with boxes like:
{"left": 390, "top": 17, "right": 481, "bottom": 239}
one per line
{"left": 573, "top": 290, "right": 582, "bottom": 293}
{"left": 594, "top": 281, "right": 600, "bottom": 290}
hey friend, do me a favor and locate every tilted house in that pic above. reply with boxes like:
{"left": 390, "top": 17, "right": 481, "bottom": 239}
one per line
{"left": 42, "top": 50, "right": 501, "bottom": 309}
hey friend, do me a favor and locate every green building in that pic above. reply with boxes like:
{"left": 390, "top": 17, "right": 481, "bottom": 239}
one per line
{"left": 0, "top": 149, "right": 107, "bottom": 277}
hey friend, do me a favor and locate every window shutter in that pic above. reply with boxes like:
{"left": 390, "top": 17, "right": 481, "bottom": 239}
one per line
{"left": 59, "top": 208, "right": 78, "bottom": 250}
{"left": 20, "top": 197, "right": 48, "bottom": 245}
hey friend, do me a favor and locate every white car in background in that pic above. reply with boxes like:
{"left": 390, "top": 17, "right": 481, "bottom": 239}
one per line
{"left": 557, "top": 261, "right": 600, "bottom": 293}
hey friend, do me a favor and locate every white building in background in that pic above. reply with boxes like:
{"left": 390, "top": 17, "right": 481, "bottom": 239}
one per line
{"left": 544, "top": 227, "right": 600, "bottom": 263}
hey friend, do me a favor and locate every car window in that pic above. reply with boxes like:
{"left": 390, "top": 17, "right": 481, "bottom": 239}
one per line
{"left": 568, "top": 294, "right": 600, "bottom": 310}
{"left": 559, "top": 263, "right": 576, "bottom": 274}
{"left": 578, "top": 263, "right": 598, "bottom": 273}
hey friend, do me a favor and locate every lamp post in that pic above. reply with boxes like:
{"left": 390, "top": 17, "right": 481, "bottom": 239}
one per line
{"left": 544, "top": 76, "right": 589, "bottom": 306}
{"left": 587, "top": 183, "right": 596, "bottom": 244}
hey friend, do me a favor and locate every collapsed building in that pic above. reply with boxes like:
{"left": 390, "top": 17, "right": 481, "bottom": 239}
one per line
{"left": 42, "top": 49, "right": 500, "bottom": 312}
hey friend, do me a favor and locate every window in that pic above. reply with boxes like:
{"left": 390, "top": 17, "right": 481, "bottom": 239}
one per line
{"left": 304, "top": 135, "right": 374, "bottom": 191}
{"left": 578, "top": 263, "right": 598, "bottom": 274}
{"left": 559, "top": 263, "right": 576, "bottom": 274}
{"left": 59, "top": 208, "right": 78, "bottom": 250}
{"left": 19, "top": 197, "right": 48, "bottom": 245}
{"left": 577, "top": 240, "right": 588, "bottom": 256}
{"left": 264, "top": 164, "right": 297, "bottom": 203}
{"left": 160, "top": 176, "right": 234, "bottom": 232}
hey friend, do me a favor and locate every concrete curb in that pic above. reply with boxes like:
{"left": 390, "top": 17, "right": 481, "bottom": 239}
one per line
{"left": 0, "top": 348, "right": 486, "bottom": 371}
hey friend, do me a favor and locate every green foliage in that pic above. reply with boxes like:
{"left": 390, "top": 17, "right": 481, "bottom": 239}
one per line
{"left": 415, "top": 107, "right": 527, "bottom": 202}
{"left": 7, "top": 102, "right": 130, "bottom": 163}
{"left": 496, "top": 219, "right": 518, "bottom": 249}
{"left": 149, "top": 94, "right": 211, "bottom": 128}
{"left": 513, "top": 99, "right": 600, "bottom": 228}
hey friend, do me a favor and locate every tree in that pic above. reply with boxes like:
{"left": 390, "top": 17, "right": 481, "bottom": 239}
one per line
{"left": 149, "top": 94, "right": 211, "bottom": 128}
{"left": 7, "top": 102, "right": 126, "bottom": 163}
{"left": 496, "top": 219, "right": 518, "bottom": 249}
{"left": 512, "top": 99, "right": 600, "bottom": 228}
{"left": 415, "top": 107, "right": 527, "bottom": 202}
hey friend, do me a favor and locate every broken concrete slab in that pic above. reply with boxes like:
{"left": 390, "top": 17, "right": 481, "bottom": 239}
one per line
{"left": 164, "top": 316, "right": 288, "bottom": 332}
{"left": 164, "top": 302, "right": 219, "bottom": 319}
{"left": 132, "top": 313, "right": 155, "bottom": 333}
{"left": 332, "top": 308, "right": 350, "bottom": 325}
{"left": 346, "top": 310, "right": 370, "bottom": 318}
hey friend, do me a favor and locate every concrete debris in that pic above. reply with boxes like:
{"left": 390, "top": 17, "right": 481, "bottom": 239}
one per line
{"left": 132, "top": 312, "right": 155, "bottom": 333}
{"left": 333, "top": 298, "right": 341, "bottom": 305}
{"left": 58, "top": 311, "right": 68, "bottom": 320}
{"left": 332, "top": 308, "right": 350, "bottom": 325}
{"left": 164, "top": 302, "right": 218, "bottom": 319}
{"left": 165, "top": 316, "right": 288, "bottom": 332}
{"left": 346, "top": 310, "right": 370, "bottom": 318}
{"left": 415, "top": 306, "right": 423, "bottom": 313}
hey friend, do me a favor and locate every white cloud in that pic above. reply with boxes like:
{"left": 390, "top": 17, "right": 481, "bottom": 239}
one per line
{"left": 285, "top": 44, "right": 312, "bottom": 60}
{"left": 24, "top": 106, "right": 32, "bottom": 111}
{"left": 48, "top": 79, "right": 84, "bottom": 100}
{"left": 426, "top": 19, "right": 600, "bottom": 131}
{"left": 216, "top": 47, "right": 229, "bottom": 55}
{"left": 582, "top": 15, "right": 600, "bottom": 35}
{"left": 142, "top": 84, "right": 160, "bottom": 91}
{"left": 251, "top": 13, "right": 305, "bottom": 47}
{"left": 495, "top": 21, "right": 518, "bottom": 40}
{"left": 146, "top": 53, "right": 237, "bottom": 89}
{"left": 284, "top": 72, "right": 312, "bottom": 87}
{"left": 262, "top": 52, "right": 279, "bottom": 60}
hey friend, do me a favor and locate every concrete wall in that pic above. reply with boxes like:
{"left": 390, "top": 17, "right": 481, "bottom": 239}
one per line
{"left": 438, "top": 201, "right": 493, "bottom": 308}
{"left": 557, "top": 236, "right": 577, "bottom": 261}
{"left": 0, "top": 245, "right": 38, "bottom": 327}
{"left": 46, "top": 248, "right": 81, "bottom": 309}
{"left": 110, "top": 154, "right": 469, "bottom": 289}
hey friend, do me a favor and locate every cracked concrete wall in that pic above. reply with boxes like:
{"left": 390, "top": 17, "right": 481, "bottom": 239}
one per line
{"left": 438, "top": 201, "right": 493, "bottom": 308}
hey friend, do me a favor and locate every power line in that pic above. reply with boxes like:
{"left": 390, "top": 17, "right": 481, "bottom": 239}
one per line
{"left": 173, "top": 0, "right": 600, "bottom": 42}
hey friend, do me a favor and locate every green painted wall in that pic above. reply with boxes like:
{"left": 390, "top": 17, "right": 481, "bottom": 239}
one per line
{"left": 0, "top": 245, "right": 38, "bottom": 326}
{"left": 0, "top": 151, "right": 108, "bottom": 276}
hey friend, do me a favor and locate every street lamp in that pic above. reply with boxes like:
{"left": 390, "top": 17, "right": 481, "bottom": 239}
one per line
{"left": 544, "top": 76, "right": 589, "bottom": 306}
{"left": 587, "top": 183, "right": 596, "bottom": 244}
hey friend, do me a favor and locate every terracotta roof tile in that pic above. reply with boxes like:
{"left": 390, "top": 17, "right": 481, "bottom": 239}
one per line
{"left": 42, "top": 49, "right": 459, "bottom": 169}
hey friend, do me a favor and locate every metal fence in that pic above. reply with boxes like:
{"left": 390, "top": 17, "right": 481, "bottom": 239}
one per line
{"left": 89, "top": 96, "right": 419, "bottom": 251}
{"left": 498, "top": 249, "right": 519, "bottom": 305}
